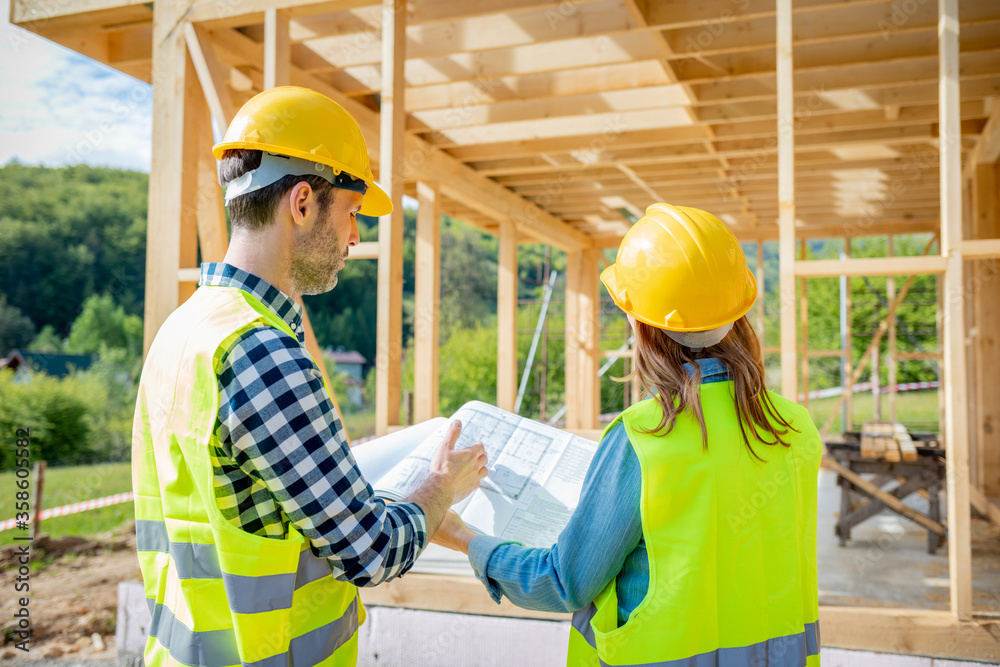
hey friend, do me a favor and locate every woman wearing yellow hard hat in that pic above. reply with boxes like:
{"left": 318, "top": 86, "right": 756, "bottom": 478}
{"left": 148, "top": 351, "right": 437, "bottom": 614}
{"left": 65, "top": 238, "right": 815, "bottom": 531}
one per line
{"left": 437, "top": 203, "right": 822, "bottom": 666}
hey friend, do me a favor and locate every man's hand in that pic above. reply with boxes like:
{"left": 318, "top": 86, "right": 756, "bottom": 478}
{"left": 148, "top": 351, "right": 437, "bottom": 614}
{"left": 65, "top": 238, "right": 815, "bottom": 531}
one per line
{"left": 429, "top": 420, "right": 488, "bottom": 506}
{"left": 405, "top": 420, "right": 487, "bottom": 542}
{"left": 431, "top": 510, "right": 478, "bottom": 555}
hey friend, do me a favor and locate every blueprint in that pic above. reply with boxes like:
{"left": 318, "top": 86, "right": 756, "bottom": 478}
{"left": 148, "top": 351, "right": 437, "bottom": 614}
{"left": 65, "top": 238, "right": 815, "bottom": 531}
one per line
{"left": 354, "top": 401, "right": 598, "bottom": 550}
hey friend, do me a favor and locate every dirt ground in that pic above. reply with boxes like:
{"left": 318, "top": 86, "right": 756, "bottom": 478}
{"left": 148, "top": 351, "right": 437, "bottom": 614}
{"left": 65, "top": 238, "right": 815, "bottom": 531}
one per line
{"left": 0, "top": 522, "right": 140, "bottom": 662}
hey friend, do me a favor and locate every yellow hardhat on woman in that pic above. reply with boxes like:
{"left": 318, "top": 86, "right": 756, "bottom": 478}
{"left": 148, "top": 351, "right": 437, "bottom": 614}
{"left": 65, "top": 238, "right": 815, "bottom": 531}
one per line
{"left": 600, "top": 203, "right": 757, "bottom": 333}
{"left": 213, "top": 86, "right": 392, "bottom": 217}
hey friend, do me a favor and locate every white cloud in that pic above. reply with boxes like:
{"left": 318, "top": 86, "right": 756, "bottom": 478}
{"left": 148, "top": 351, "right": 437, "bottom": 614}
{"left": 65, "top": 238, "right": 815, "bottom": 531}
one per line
{"left": 0, "top": 0, "right": 152, "bottom": 172}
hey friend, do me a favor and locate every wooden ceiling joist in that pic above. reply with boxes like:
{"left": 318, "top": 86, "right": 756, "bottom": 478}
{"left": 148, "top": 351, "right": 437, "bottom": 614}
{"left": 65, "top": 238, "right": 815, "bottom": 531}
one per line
{"left": 10, "top": 0, "right": 1000, "bottom": 251}
{"left": 199, "top": 25, "right": 593, "bottom": 249}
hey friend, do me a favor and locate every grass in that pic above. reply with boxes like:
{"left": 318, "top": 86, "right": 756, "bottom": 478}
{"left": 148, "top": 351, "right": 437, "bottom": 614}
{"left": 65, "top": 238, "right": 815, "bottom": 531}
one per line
{"left": 0, "top": 461, "right": 133, "bottom": 548}
{"left": 804, "top": 389, "right": 940, "bottom": 435}
{"left": 342, "top": 411, "right": 377, "bottom": 441}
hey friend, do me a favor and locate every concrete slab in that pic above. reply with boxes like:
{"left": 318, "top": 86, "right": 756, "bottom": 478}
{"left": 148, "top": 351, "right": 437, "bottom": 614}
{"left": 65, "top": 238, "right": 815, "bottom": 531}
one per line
{"left": 820, "top": 647, "right": 932, "bottom": 666}
{"left": 357, "top": 607, "right": 568, "bottom": 666}
{"left": 817, "top": 469, "right": 1000, "bottom": 613}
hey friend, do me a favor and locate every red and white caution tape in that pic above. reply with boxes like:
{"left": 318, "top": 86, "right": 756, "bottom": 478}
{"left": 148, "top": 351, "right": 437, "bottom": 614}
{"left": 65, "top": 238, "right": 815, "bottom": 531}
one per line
{"left": 797, "top": 380, "right": 939, "bottom": 401}
{"left": 0, "top": 491, "right": 134, "bottom": 532}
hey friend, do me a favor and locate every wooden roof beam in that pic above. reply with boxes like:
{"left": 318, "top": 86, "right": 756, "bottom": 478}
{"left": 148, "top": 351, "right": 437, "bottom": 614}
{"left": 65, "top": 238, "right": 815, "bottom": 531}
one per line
{"left": 660, "top": 0, "right": 1000, "bottom": 59}
{"left": 205, "top": 27, "right": 590, "bottom": 250}
{"left": 303, "top": 0, "right": 635, "bottom": 69}
{"left": 966, "top": 98, "right": 1000, "bottom": 168}
{"left": 426, "top": 99, "right": 986, "bottom": 159}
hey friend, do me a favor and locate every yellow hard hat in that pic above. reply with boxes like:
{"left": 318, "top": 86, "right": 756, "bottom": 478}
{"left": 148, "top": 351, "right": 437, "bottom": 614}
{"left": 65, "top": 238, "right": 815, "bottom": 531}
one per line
{"left": 600, "top": 203, "right": 757, "bottom": 332}
{"left": 213, "top": 86, "right": 392, "bottom": 217}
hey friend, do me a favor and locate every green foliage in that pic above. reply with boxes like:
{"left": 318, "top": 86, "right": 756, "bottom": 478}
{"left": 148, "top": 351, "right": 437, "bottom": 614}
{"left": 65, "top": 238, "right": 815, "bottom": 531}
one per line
{"left": 64, "top": 292, "right": 143, "bottom": 358}
{"left": 0, "top": 356, "right": 136, "bottom": 471}
{"left": 0, "top": 163, "right": 148, "bottom": 339}
{"left": 27, "top": 325, "right": 64, "bottom": 353}
{"left": 319, "top": 354, "right": 356, "bottom": 415}
{"left": 0, "top": 294, "right": 36, "bottom": 354}
{"left": 0, "top": 371, "right": 97, "bottom": 469}
{"left": 436, "top": 322, "right": 501, "bottom": 414}
{"left": 0, "top": 290, "right": 140, "bottom": 471}
{"left": 755, "top": 235, "right": 940, "bottom": 391}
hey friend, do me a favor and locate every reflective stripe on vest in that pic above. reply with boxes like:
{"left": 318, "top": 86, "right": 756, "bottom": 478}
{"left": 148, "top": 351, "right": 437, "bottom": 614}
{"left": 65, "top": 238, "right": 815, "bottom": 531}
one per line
{"left": 136, "top": 519, "right": 336, "bottom": 614}
{"left": 145, "top": 596, "right": 360, "bottom": 667}
{"left": 571, "top": 605, "right": 820, "bottom": 666}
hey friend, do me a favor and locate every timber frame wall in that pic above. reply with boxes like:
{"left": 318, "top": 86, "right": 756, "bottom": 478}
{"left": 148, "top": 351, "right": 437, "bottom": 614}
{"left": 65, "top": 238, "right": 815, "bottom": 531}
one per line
{"left": 11, "top": 0, "right": 999, "bottom": 659}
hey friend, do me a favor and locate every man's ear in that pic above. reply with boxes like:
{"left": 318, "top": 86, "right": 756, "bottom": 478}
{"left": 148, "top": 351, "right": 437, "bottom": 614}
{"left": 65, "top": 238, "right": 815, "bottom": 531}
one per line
{"left": 287, "top": 181, "right": 314, "bottom": 229}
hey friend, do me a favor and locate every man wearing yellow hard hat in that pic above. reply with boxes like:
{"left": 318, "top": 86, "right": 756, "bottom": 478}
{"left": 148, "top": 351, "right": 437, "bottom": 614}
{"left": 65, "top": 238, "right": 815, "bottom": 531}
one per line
{"left": 131, "top": 86, "right": 487, "bottom": 667}
{"left": 436, "top": 203, "right": 822, "bottom": 666}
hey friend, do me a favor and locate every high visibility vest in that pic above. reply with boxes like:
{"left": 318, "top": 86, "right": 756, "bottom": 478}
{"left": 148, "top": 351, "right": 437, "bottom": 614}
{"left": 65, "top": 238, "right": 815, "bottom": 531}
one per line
{"left": 132, "top": 285, "right": 364, "bottom": 667}
{"left": 568, "top": 382, "right": 821, "bottom": 667}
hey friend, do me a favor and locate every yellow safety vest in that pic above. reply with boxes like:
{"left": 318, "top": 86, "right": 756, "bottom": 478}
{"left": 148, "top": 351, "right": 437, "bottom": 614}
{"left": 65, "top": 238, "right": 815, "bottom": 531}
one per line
{"left": 568, "top": 383, "right": 821, "bottom": 666}
{"left": 132, "top": 285, "right": 364, "bottom": 667}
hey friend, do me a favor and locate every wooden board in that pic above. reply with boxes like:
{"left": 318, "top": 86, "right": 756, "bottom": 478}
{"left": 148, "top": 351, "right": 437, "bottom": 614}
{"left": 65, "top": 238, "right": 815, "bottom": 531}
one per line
{"left": 374, "top": 0, "right": 406, "bottom": 436}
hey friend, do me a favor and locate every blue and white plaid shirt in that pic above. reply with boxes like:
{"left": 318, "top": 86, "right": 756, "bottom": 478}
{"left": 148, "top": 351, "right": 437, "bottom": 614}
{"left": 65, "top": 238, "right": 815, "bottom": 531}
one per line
{"left": 200, "top": 262, "right": 427, "bottom": 586}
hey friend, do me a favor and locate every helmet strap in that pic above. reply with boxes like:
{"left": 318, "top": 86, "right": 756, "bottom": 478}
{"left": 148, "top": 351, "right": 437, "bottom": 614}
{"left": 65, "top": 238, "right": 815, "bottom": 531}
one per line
{"left": 223, "top": 151, "right": 368, "bottom": 204}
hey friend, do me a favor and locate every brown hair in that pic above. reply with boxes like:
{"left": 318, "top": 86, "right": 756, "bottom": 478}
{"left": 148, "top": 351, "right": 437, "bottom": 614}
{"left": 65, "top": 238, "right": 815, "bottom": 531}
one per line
{"left": 218, "top": 149, "right": 336, "bottom": 232}
{"left": 623, "top": 315, "right": 797, "bottom": 462}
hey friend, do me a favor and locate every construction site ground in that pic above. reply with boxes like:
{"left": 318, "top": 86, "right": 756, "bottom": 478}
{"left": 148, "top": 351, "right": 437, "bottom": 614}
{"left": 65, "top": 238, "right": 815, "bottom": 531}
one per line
{"left": 0, "top": 476, "right": 998, "bottom": 662}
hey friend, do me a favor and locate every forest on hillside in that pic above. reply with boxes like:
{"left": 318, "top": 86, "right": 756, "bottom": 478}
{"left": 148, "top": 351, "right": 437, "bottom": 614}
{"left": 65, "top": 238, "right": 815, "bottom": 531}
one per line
{"left": 0, "top": 162, "right": 942, "bottom": 467}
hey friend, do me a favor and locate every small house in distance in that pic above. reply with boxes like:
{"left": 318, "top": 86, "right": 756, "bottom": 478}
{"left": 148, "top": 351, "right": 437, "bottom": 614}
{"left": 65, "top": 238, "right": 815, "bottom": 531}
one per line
{"left": 0, "top": 350, "right": 93, "bottom": 382}
{"left": 326, "top": 347, "right": 367, "bottom": 408}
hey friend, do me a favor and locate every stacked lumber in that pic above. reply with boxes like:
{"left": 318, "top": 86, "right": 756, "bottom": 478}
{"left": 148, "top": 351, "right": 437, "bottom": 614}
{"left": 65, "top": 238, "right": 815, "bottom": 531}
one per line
{"left": 894, "top": 422, "right": 918, "bottom": 461}
{"left": 859, "top": 421, "right": 918, "bottom": 461}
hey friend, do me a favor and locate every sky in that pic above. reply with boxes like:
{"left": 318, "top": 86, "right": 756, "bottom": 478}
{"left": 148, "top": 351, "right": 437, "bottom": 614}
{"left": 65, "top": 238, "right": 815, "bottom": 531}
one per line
{"left": 0, "top": 0, "right": 153, "bottom": 172}
{"left": 0, "top": 2, "right": 421, "bottom": 210}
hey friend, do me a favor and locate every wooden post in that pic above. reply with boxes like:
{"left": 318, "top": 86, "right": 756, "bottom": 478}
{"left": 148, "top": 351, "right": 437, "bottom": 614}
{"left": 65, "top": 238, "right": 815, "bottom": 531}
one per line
{"left": 939, "top": 0, "right": 972, "bottom": 621}
{"left": 183, "top": 24, "right": 236, "bottom": 140}
{"left": 756, "top": 242, "right": 766, "bottom": 355}
{"left": 195, "top": 115, "right": 229, "bottom": 263}
{"left": 962, "top": 181, "right": 981, "bottom": 499}
{"left": 564, "top": 251, "right": 581, "bottom": 429}
{"left": 178, "top": 56, "right": 205, "bottom": 307}
{"left": 579, "top": 249, "right": 601, "bottom": 429}
{"left": 937, "top": 272, "right": 946, "bottom": 435}
{"left": 497, "top": 220, "right": 518, "bottom": 412}
{"left": 872, "top": 344, "right": 882, "bottom": 422}
{"left": 887, "top": 236, "right": 898, "bottom": 421}
{"left": 263, "top": 8, "right": 290, "bottom": 89}
{"left": 800, "top": 241, "right": 809, "bottom": 407}
{"left": 31, "top": 461, "right": 45, "bottom": 539}
{"left": 414, "top": 182, "right": 440, "bottom": 422}
{"left": 540, "top": 249, "right": 551, "bottom": 421}
{"left": 777, "top": 0, "right": 797, "bottom": 401}
{"left": 375, "top": 0, "right": 406, "bottom": 436}
{"left": 842, "top": 238, "right": 853, "bottom": 432}
{"left": 143, "top": 6, "right": 200, "bottom": 357}
{"left": 972, "top": 164, "right": 1000, "bottom": 497}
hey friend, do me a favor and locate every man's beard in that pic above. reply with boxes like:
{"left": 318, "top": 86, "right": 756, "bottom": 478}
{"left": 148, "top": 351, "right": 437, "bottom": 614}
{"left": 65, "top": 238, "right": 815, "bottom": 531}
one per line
{"left": 289, "top": 209, "right": 345, "bottom": 296}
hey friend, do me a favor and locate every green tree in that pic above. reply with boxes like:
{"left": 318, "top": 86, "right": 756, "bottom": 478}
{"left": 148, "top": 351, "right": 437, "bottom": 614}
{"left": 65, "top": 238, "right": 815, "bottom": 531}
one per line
{"left": 0, "top": 163, "right": 148, "bottom": 335}
{"left": 0, "top": 371, "right": 97, "bottom": 469}
{"left": 64, "top": 292, "right": 143, "bottom": 358}
{"left": 0, "top": 294, "right": 36, "bottom": 355}
{"left": 27, "top": 325, "right": 64, "bottom": 353}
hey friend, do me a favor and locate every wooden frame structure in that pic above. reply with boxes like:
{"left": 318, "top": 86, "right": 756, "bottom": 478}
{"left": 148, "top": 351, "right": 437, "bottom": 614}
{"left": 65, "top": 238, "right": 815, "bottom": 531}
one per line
{"left": 11, "top": 0, "right": 1000, "bottom": 659}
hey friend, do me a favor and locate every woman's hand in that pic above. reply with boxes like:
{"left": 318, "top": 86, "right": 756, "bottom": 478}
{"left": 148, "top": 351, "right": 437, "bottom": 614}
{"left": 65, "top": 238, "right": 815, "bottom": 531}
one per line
{"left": 430, "top": 510, "right": 478, "bottom": 554}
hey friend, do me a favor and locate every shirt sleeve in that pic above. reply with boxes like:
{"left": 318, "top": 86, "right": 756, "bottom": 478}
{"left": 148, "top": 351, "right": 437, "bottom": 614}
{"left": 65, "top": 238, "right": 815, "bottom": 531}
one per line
{"left": 215, "top": 325, "right": 427, "bottom": 587}
{"left": 467, "top": 422, "right": 643, "bottom": 612}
